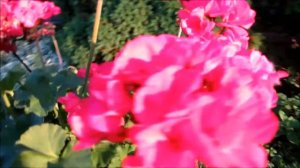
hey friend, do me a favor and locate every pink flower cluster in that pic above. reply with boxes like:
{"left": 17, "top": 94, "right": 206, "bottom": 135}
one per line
{"left": 59, "top": 35, "right": 287, "bottom": 167}
{"left": 178, "top": 0, "right": 255, "bottom": 48}
{"left": 0, "top": 0, "right": 60, "bottom": 52}
{"left": 59, "top": 0, "right": 287, "bottom": 167}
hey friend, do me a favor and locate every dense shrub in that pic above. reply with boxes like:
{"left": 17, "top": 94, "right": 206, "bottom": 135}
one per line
{"left": 55, "top": 0, "right": 180, "bottom": 67}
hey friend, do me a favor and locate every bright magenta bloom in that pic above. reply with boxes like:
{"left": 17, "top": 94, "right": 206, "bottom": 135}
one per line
{"left": 59, "top": 62, "right": 134, "bottom": 150}
{"left": 178, "top": 0, "right": 255, "bottom": 48}
{"left": 9, "top": 0, "right": 61, "bottom": 28}
{"left": 59, "top": 34, "right": 286, "bottom": 167}
{"left": 119, "top": 35, "right": 284, "bottom": 168}
{"left": 0, "top": 0, "right": 60, "bottom": 52}
{"left": 58, "top": 92, "right": 126, "bottom": 151}
{"left": 123, "top": 120, "right": 198, "bottom": 168}
{"left": 1, "top": 1, "right": 22, "bottom": 52}
{"left": 58, "top": 1, "right": 286, "bottom": 166}
{"left": 0, "top": 2, "right": 23, "bottom": 38}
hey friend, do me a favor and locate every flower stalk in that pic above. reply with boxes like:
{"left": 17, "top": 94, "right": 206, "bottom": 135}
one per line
{"left": 1, "top": 91, "right": 16, "bottom": 117}
{"left": 177, "top": 27, "right": 182, "bottom": 37}
{"left": 51, "top": 35, "right": 63, "bottom": 69}
{"left": 81, "top": 0, "right": 104, "bottom": 97}
{"left": 13, "top": 52, "right": 32, "bottom": 72}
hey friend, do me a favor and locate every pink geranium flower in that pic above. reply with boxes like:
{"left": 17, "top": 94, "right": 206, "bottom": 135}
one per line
{"left": 187, "top": 95, "right": 279, "bottom": 167}
{"left": 178, "top": 0, "right": 255, "bottom": 48}
{"left": 0, "top": 0, "right": 60, "bottom": 52}
{"left": 0, "top": 2, "right": 23, "bottom": 38}
{"left": 119, "top": 35, "right": 284, "bottom": 167}
{"left": 10, "top": 0, "right": 61, "bottom": 28}
{"left": 179, "top": 8, "right": 215, "bottom": 37}
{"left": 58, "top": 93, "right": 127, "bottom": 151}
{"left": 59, "top": 34, "right": 286, "bottom": 167}
{"left": 123, "top": 120, "right": 198, "bottom": 168}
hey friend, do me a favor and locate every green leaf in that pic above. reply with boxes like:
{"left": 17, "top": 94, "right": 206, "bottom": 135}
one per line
{"left": 92, "top": 141, "right": 116, "bottom": 168}
{"left": 13, "top": 67, "right": 82, "bottom": 117}
{"left": 13, "top": 68, "right": 57, "bottom": 116}
{"left": 279, "top": 110, "right": 288, "bottom": 121}
{"left": 24, "top": 69, "right": 56, "bottom": 110}
{"left": 25, "top": 95, "right": 48, "bottom": 116}
{"left": 14, "top": 123, "right": 94, "bottom": 167}
{"left": 108, "top": 142, "right": 135, "bottom": 168}
{"left": 0, "top": 114, "right": 42, "bottom": 168}
{"left": 48, "top": 150, "right": 92, "bottom": 168}
{"left": 49, "top": 134, "right": 93, "bottom": 168}
{"left": 14, "top": 124, "right": 68, "bottom": 167}
{"left": 52, "top": 69, "right": 84, "bottom": 97}
{"left": 286, "top": 117, "right": 300, "bottom": 130}
{"left": 13, "top": 86, "right": 29, "bottom": 110}
{"left": 287, "top": 131, "right": 300, "bottom": 145}
{"left": 0, "top": 64, "right": 26, "bottom": 91}
{"left": 92, "top": 141, "right": 135, "bottom": 168}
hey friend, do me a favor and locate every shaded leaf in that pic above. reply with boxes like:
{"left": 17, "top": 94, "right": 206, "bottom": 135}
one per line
{"left": 287, "top": 132, "right": 300, "bottom": 145}
{"left": 0, "top": 114, "right": 42, "bottom": 168}
{"left": 92, "top": 141, "right": 116, "bottom": 168}
{"left": 13, "top": 67, "right": 82, "bottom": 117}
{"left": 52, "top": 69, "right": 83, "bottom": 97}
{"left": 0, "top": 64, "right": 26, "bottom": 91}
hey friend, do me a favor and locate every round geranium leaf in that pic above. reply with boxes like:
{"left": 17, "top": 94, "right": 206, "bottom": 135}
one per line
{"left": 13, "top": 124, "right": 68, "bottom": 167}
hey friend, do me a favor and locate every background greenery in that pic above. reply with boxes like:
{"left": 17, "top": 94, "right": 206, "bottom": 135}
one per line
{"left": 1, "top": 0, "right": 299, "bottom": 167}
{"left": 53, "top": 0, "right": 180, "bottom": 67}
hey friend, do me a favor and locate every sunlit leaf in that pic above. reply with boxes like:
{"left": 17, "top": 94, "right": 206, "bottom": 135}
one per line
{"left": 14, "top": 124, "right": 67, "bottom": 167}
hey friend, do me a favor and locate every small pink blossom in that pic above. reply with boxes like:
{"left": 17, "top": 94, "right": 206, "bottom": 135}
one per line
{"left": 0, "top": 0, "right": 61, "bottom": 52}
{"left": 179, "top": 8, "right": 215, "bottom": 37}
{"left": 178, "top": 0, "right": 255, "bottom": 47}
{"left": 58, "top": 93, "right": 127, "bottom": 150}
{"left": 0, "top": 2, "right": 23, "bottom": 38}
{"left": 10, "top": 0, "right": 61, "bottom": 28}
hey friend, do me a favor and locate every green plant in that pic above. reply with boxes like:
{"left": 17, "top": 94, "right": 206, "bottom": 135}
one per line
{"left": 56, "top": 0, "right": 180, "bottom": 67}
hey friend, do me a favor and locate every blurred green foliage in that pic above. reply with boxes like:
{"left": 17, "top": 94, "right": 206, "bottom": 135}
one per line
{"left": 0, "top": 64, "right": 83, "bottom": 168}
{"left": 269, "top": 74, "right": 300, "bottom": 168}
{"left": 55, "top": 0, "right": 180, "bottom": 67}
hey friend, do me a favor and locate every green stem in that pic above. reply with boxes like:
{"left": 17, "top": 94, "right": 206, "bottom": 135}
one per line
{"left": 1, "top": 92, "right": 11, "bottom": 110}
{"left": 81, "top": 0, "right": 104, "bottom": 97}
{"left": 1, "top": 92, "right": 16, "bottom": 117}
{"left": 177, "top": 27, "right": 182, "bottom": 37}
{"left": 51, "top": 35, "right": 63, "bottom": 70}
{"left": 81, "top": 43, "right": 96, "bottom": 97}
{"left": 197, "top": 161, "right": 205, "bottom": 168}
{"left": 59, "top": 136, "right": 71, "bottom": 158}
{"left": 13, "top": 52, "right": 32, "bottom": 73}
{"left": 54, "top": 103, "right": 68, "bottom": 128}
